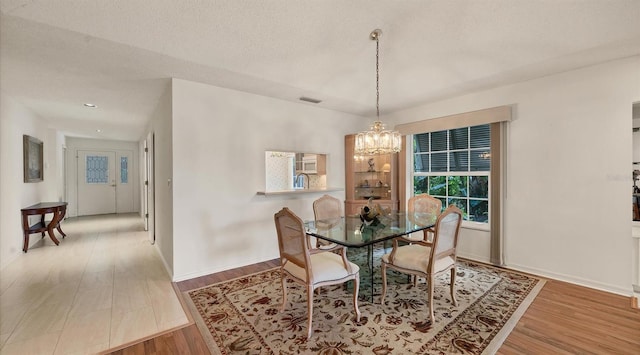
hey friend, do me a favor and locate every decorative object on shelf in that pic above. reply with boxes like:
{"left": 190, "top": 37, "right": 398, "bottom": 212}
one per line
{"left": 382, "top": 163, "right": 391, "bottom": 172}
{"left": 354, "top": 29, "right": 401, "bottom": 156}
{"left": 634, "top": 169, "right": 640, "bottom": 193}
{"left": 367, "top": 158, "right": 375, "bottom": 172}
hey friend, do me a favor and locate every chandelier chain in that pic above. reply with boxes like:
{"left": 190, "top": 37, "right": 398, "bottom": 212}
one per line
{"left": 375, "top": 36, "right": 380, "bottom": 120}
{"left": 354, "top": 28, "right": 401, "bottom": 155}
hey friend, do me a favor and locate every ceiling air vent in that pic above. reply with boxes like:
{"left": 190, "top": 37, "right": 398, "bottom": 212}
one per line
{"left": 299, "top": 96, "right": 322, "bottom": 104}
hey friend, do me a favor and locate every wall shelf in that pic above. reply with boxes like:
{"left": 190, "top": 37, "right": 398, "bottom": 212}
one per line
{"left": 256, "top": 187, "right": 343, "bottom": 196}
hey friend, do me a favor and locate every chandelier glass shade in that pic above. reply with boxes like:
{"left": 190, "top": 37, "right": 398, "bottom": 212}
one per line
{"left": 354, "top": 29, "right": 402, "bottom": 156}
{"left": 354, "top": 121, "right": 401, "bottom": 155}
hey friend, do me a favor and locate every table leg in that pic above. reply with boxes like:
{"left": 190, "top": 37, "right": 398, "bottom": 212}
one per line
{"left": 369, "top": 244, "right": 374, "bottom": 302}
{"left": 56, "top": 206, "right": 67, "bottom": 238}
{"left": 46, "top": 210, "right": 61, "bottom": 246}
{"left": 22, "top": 231, "right": 30, "bottom": 253}
{"left": 22, "top": 214, "right": 30, "bottom": 253}
{"left": 40, "top": 214, "right": 45, "bottom": 238}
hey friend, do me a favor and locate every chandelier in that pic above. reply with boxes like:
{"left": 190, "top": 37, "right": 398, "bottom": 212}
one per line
{"left": 354, "top": 29, "right": 402, "bottom": 156}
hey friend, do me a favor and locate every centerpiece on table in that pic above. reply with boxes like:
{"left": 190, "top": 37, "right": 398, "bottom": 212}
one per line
{"left": 358, "top": 198, "right": 391, "bottom": 241}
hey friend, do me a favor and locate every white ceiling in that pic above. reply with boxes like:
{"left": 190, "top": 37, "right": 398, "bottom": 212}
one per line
{"left": 2, "top": 0, "right": 639, "bottom": 141}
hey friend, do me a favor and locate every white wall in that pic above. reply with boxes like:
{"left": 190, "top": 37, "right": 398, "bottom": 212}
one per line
{"left": 386, "top": 57, "right": 640, "bottom": 295}
{"left": 0, "top": 95, "right": 64, "bottom": 268}
{"left": 65, "top": 137, "right": 140, "bottom": 217}
{"left": 144, "top": 85, "right": 174, "bottom": 275}
{"left": 170, "top": 79, "right": 362, "bottom": 281}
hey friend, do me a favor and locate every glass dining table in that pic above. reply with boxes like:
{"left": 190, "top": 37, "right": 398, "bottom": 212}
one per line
{"left": 304, "top": 211, "right": 437, "bottom": 301}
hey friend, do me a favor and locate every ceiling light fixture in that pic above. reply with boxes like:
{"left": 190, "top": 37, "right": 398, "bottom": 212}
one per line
{"left": 84, "top": 103, "right": 97, "bottom": 108}
{"left": 299, "top": 96, "right": 322, "bottom": 104}
{"left": 354, "top": 29, "right": 401, "bottom": 156}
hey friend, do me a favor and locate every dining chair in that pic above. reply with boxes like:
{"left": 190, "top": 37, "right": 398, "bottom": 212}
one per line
{"left": 274, "top": 207, "right": 361, "bottom": 339}
{"left": 312, "top": 194, "right": 342, "bottom": 249}
{"left": 408, "top": 193, "right": 443, "bottom": 242}
{"left": 380, "top": 205, "right": 463, "bottom": 324}
{"left": 388, "top": 194, "right": 443, "bottom": 268}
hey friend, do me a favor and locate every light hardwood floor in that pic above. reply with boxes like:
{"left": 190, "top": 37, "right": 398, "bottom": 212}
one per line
{"left": 0, "top": 214, "right": 189, "bottom": 355}
{"left": 110, "top": 259, "right": 640, "bottom": 355}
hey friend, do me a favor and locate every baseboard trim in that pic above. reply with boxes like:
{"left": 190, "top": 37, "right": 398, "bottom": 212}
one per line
{"left": 153, "top": 242, "right": 174, "bottom": 279}
{"left": 457, "top": 252, "right": 491, "bottom": 265}
{"left": 172, "top": 256, "right": 276, "bottom": 282}
{"left": 507, "top": 263, "right": 631, "bottom": 297}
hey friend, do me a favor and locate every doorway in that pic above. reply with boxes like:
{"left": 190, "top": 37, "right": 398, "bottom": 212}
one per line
{"left": 145, "top": 132, "right": 156, "bottom": 244}
{"left": 77, "top": 150, "right": 134, "bottom": 215}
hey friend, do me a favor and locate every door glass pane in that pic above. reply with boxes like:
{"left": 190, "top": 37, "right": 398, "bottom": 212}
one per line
{"left": 86, "top": 156, "right": 108, "bottom": 184}
{"left": 120, "top": 157, "right": 128, "bottom": 184}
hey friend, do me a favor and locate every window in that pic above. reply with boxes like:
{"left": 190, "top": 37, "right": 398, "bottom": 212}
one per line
{"left": 120, "top": 157, "right": 129, "bottom": 184}
{"left": 412, "top": 124, "right": 490, "bottom": 223}
{"left": 86, "top": 156, "right": 109, "bottom": 184}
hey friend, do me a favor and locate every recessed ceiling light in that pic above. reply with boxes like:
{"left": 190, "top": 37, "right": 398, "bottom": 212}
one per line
{"left": 84, "top": 103, "right": 97, "bottom": 108}
{"left": 96, "top": 129, "right": 102, "bottom": 133}
{"left": 299, "top": 96, "right": 322, "bottom": 104}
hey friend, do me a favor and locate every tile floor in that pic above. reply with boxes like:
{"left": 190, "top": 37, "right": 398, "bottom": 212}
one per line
{"left": 0, "top": 214, "right": 189, "bottom": 355}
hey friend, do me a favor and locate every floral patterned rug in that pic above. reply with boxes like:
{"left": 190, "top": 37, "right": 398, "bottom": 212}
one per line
{"left": 184, "top": 257, "right": 544, "bottom": 354}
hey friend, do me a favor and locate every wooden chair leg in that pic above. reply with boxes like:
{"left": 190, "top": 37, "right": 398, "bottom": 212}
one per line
{"left": 450, "top": 267, "right": 457, "bottom": 306}
{"left": 380, "top": 262, "right": 388, "bottom": 304}
{"left": 280, "top": 274, "right": 287, "bottom": 312}
{"left": 353, "top": 274, "right": 361, "bottom": 322}
{"left": 427, "top": 274, "right": 435, "bottom": 324}
{"left": 306, "top": 285, "right": 314, "bottom": 339}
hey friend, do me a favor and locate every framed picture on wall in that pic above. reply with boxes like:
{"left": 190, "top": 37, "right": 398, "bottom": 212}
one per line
{"left": 23, "top": 134, "right": 43, "bottom": 183}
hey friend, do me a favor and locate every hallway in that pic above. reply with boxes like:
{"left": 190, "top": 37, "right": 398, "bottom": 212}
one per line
{"left": 0, "top": 214, "right": 189, "bottom": 354}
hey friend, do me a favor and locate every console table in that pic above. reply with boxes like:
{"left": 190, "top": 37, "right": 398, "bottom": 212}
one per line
{"left": 21, "top": 202, "right": 68, "bottom": 253}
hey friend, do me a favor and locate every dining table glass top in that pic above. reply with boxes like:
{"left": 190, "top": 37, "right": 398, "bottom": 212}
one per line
{"left": 304, "top": 212, "right": 438, "bottom": 248}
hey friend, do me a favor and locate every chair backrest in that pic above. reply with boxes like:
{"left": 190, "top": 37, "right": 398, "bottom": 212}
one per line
{"left": 428, "top": 205, "right": 463, "bottom": 271}
{"left": 408, "top": 194, "right": 442, "bottom": 215}
{"left": 274, "top": 208, "right": 311, "bottom": 271}
{"left": 313, "top": 194, "right": 342, "bottom": 221}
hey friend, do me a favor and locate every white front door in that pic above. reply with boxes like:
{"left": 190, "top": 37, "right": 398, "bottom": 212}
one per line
{"left": 78, "top": 150, "right": 116, "bottom": 215}
{"left": 115, "top": 150, "right": 134, "bottom": 213}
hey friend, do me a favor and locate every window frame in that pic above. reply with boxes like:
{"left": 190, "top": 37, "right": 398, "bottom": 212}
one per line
{"left": 411, "top": 125, "right": 491, "bottom": 228}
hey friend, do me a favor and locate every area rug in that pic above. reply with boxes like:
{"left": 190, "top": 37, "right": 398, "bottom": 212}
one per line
{"left": 184, "top": 259, "right": 544, "bottom": 354}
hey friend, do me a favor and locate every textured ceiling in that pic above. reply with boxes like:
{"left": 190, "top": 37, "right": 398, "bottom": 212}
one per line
{"left": 1, "top": 0, "right": 639, "bottom": 141}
